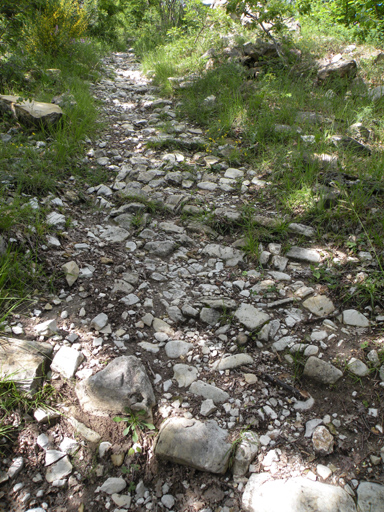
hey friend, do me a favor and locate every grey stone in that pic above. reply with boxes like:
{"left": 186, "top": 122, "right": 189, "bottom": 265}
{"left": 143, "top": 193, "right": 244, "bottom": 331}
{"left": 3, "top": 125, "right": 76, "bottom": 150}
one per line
{"left": 288, "top": 223, "right": 315, "bottom": 237}
{"left": 8, "top": 457, "right": 24, "bottom": 478}
{"left": 34, "top": 407, "right": 60, "bottom": 423}
{"left": 166, "top": 306, "right": 186, "bottom": 323}
{"left": 46, "top": 212, "right": 66, "bottom": 229}
{"left": 286, "top": 246, "right": 321, "bottom": 263}
{"left": 305, "top": 419, "right": 323, "bottom": 437}
{"left": 112, "top": 280, "right": 134, "bottom": 294}
{"left": 303, "top": 295, "right": 335, "bottom": 317}
{"left": 190, "top": 380, "right": 229, "bottom": 403}
{"left": 368, "top": 85, "right": 384, "bottom": 102}
{"left": 0, "top": 95, "right": 63, "bottom": 126}
{"left": 212, "top": 354, "right": 253, "bottom": 370}
{"left": 51, "top": 346, "right": 84, "bottom": 379}
{"left": 62, "top": 261, "right": 79, "bottom": 287}
{"left": 165, "top": 340, "right": 192, "bottom": 359}
{"left": 155, "top": 417, "right": 231, "bottom": 474}
{"left": 75, "top": 356, "right": 156, "bottom": 418}
{"left": 111, "top": 494, "right": 132, "bottom": 508}
{"left": 100, "top": 226, "right": 130, "bottom": 243}
{"left": 0, "top": 338, "right": 52, "bottom": 394}
{"left": 200, "top": 308, "right": 221, "bottom": 326}
{"left": 200, "top": 399, "right": 217, "bottom": 416}
{"left": 202, "top": 244, "right": 244, "bottom": 266}
{"left": 317, "top": 59, "right": 357, "bottom": 81}
{"left": 173, "top": 364, "right": 198, "bottom": 387}
{"left": 303, "top": 357, "right": 343, "bottom": 384}
{"left": 242, "top": 474, "right": 356, "bottom": 512}
{"left": 59, "top": 438, "right": 79, "bottom": 455}
{"left": 234, "top": 304, "right": 271, "bottom": 330}
{"left": 232, "top": 431, "right": 260, "bottom": 478}
{"left": 144, "top": 241, "right": 176, "bottom": 257}
{"left": 312, "top": 426, "right": 334, "bottom": 455}
{"left": 69, "top": 417, "right": 101, "bottom": 443}
{"left": 357, "top": 482, "right": 384, "bottom": 512}
{"left": 152, "top": 318, "right": 174, "bottom": 335}
{"left": 91, "top": 313, "right": 108, "bottom": 330}
{"left": 161, "top": 495, "right": 175, "bottom": 509}
{"left": 35, "top": 319, "right": 58, "bottom": 336}
{"left": 45, "top": 450, "right": 66, "bottom": 466}
{"left": 99, "top": 477, "right": 127, "bottom": 494}
{"left": 342, "top": 309, "right": 369, "bottom": 327}
{"left": 45, "top": 456, "right": 72, "bottom": 483}
{"left": 347, "top": 358, "right": 369, "bottom": 377}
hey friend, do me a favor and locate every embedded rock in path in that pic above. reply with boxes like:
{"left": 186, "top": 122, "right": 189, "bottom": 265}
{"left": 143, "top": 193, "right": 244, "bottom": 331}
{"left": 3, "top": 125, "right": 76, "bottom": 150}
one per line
{"left": 98, "top": 477, "right": 127, "bottom": 495}
{"left": 317, "top": 59, "right": 357, "bottom": 81}
{"left": 190, "top": 380, "right": 229, "bottom": 403}
{"left": 173, "top": 364, "right": 198, "bottom": 387}
{"left": 51, "top": 346, "right": 84, "bottom": 379}
{"left": 0, "top": 95, "right": 63, "bottom": 126}
{"left": 357, "top": 482, "right": 384, "bottom": 512}
{"left": 212, "top": 354, "right": 253, "bottom": 371}
{"left": 342, "top": 309, "right": 370, "bottom": 327}
{"left": 200, "top": 308, "right": 221, "bottom": 326}
{"left": 75, "top": 356, "right": 156, "bottom": 418}
{"left": 62, "top": 261, "right": 80, "bottom": 287}
{"left": 234, "top": 304, "right": 271, "bottom": 330}
{"left": 155, "top": 417, "right": 231, "bottom": 474}
{"left": 303, "top": 295, "right": 335, "bottom": 317}
{"left": 99, "top": 226, "right": 130, "bottom": 243}
{"left": 242, "top": 474, "right": 356, "bottom": 512}
{"left": 312, "top": 426, "right": 334, "bottom": 455}
{"left": 303, "top": 356, "right": 343, "bottom": 385}
{"left": 202, "top": 244, "right": 244, "bottom": 266}
{"left": 286, "top": 246, "right": 321, "bottom": 263}
{"left": 0, "top": 338, "right": 52, "bottom": 394}
{"left": 45, "top": 456, "right": 72, "bottom": 483}
{"left": 144, "top": 241, "right": 177, "bottom": 257}
{"left": 288, "top": 223, "right": 315, "bottom": 238}
{"left": 232, "top": 431, "right": 260, "bottom": 478}
{"left": 165, "top": 340, "right": 193, "bottom": 359}
{"left": 347, "top": 358, "right": 369, "bottom": 377}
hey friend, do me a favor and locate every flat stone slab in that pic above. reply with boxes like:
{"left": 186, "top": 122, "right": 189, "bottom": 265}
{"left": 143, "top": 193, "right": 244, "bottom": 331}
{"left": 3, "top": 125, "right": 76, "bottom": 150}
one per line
{"left": 75, "top": 356, "right": 156, "bottom": 418}
{"left": 242, "top": 474, "right": 356, "bottom": 512}
{"left": 165, "top": 340, "right": 193, "bottom": 359}
{"left": 286, "top": 246, "right": 321, "bottom": 263}
{"left": 234, "top": 304, "right": 271, "bottom": 330}
{"left": 0, "top": 95, "right": 63, "bottom": 126}
{"left": 173, "top": 364, "right": 198, "bottom": 387}
{"left": 0, "top": 337, "right": 52, "bottom": 393}
{"left": 303, "top": 356, "right": 343, "bottom": 385}
{"left": 190, "top": 380, "right": 229, "bottom": 403}
{"left": 342, "top": 309, "right": 370, "bottom": 327}
{"left": 303, "top": 295, "right": 335, "bottom": 317}
{"left": 212, "top": 354, "right": 253, "bottom": 371}
{"left": 155, "top": 417, "right": 231, "bottom": 474}
{"left": 51, "top": 346, "right": 84, "bottom": 379}
{"left": 202, "top": 244, "right": 244, "bottom": 266}
{"left": 357, "top": 481, "right": 384, "bottom": 512}
{"left": 45, "top": 456, "right": 72, "bottom": 483}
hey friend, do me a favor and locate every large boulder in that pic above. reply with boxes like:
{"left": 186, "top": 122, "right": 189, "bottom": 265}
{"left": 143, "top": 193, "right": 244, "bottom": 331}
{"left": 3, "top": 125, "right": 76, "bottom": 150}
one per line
{"left": 155, "top": 417, "right": 232, "bottom": 474}
{"left": 0, "top": 338, "right": 52, "bottom": 394}
{"left": 317, "top": 60, "right": 357, "bottom": 82}
{"left": 0, "top": 95, "right": 63, "bottom": 127}
{"left": 75, "top": 356, "right": 156, "bottom": 419}
{"left": 242, "top": 474, "right": 357, "bottom": 512}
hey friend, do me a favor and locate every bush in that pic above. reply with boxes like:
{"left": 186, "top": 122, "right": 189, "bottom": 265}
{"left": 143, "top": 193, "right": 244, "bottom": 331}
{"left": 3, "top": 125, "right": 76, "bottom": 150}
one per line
{"left": 24, "top": 0, "right": 89, "bottom": 57}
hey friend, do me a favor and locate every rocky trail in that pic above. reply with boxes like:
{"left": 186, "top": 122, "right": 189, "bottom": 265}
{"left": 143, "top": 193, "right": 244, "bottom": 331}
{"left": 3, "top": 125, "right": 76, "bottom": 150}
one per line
{"left": 1, "top": 50, "right": 384, "bottom": 512}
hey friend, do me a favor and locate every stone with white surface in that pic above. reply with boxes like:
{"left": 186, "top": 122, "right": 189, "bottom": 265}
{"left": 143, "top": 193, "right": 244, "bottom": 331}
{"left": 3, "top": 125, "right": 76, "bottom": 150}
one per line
{"left": 51, "top": 346, "right": 84, "bottom": 379}
{"left": 190, "top": 380, "right": 229, "bottom": 403}
{"left": 342, "top": 310, "right": 370, "bottom": 327}
{"left": 235, "top": 304, "right": 271, "bottom": 330}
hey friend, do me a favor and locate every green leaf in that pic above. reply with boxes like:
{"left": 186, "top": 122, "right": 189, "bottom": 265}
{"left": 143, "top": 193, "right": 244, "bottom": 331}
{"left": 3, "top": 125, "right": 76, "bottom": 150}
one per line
{"left": 113, "top": 416, "right": 123, "bottom": 423}
{"left": 132, "top": 430, "right": 138, "bottom": 443}
{"left": 123, "top": 426, "right": 131, "bottom": 436}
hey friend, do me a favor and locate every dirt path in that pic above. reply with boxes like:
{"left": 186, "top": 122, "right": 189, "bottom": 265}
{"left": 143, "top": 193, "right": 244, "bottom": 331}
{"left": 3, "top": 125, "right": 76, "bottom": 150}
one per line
{"left": 1, "top": 50, "right": 384, "bottom": 512}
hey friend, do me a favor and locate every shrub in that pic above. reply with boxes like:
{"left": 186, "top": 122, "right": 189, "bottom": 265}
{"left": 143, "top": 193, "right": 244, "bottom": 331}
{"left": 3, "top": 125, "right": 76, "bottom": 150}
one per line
{"left": 24, "top": 0, "right": 89, "bottom": 57}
